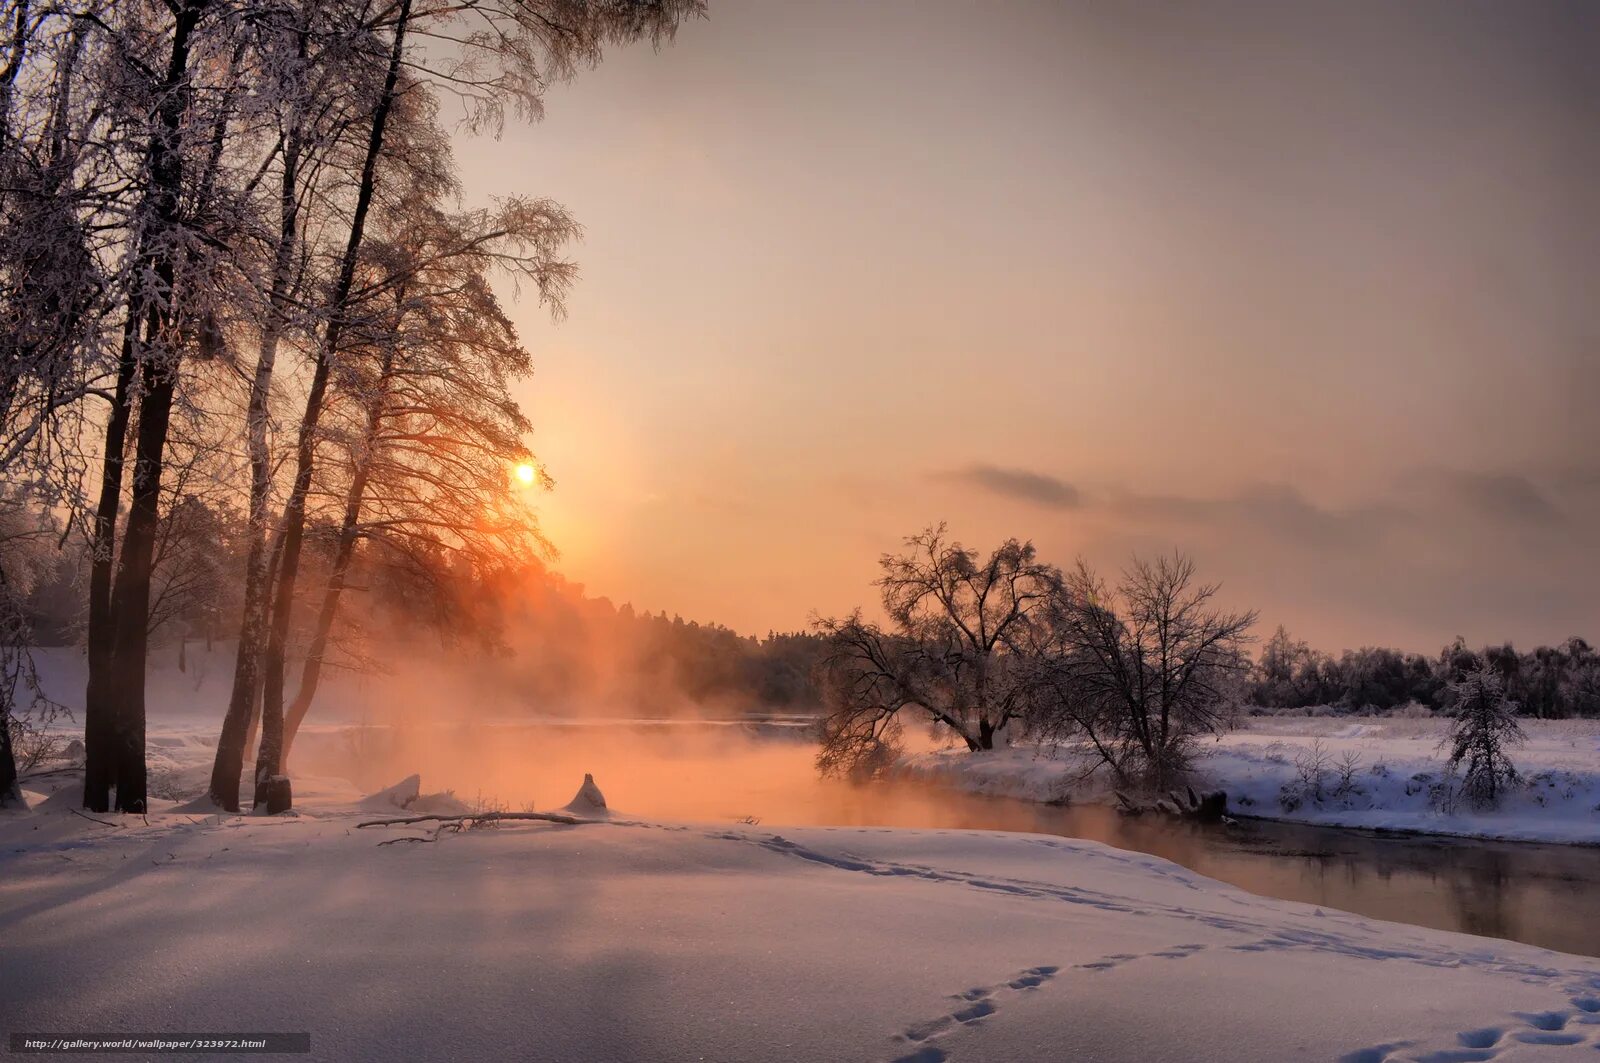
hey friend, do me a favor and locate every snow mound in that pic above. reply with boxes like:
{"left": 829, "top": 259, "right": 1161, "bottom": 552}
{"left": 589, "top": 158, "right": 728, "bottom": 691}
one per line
{"left": 408, "top": 790, "right": 470, "bottom": 815}
{"left": 561, "top": 773, "right": 608, "bottom": 816}
{"left": 34, "top": 780, "right": 86, "bottom": 810}
{"left": 358, "top": 774, "right": 468, "bottom": 815}
{"left": 360, "top": 774, "right": 422, "bottom": 811}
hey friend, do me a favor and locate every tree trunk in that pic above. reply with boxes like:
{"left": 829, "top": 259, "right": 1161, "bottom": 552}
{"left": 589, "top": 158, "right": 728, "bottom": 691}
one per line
{"left": 243, "top": 672, "right": 262, "bottom": 773}
{"left": 280, "top": 358, "right": 389, "bottom": 767}
{"left": 256, "top": 0, "right": 410, "bottom": 811}
{"left": 83, "top": 1, "right": 206, "bottom": 812}
{"left": 0, "top": 562, "right": 18, "bottom": 804}
{"left": 0, "top": 709, "right": 17, "bottom": 807}
{"left": 210, "top": 116, "right": 303, "bottom": 812}
{"left": 82, "top": 320, "right": 137, "bottom": 813}
{"left": 105, "top": 353, "right": 180, "bottom": 813}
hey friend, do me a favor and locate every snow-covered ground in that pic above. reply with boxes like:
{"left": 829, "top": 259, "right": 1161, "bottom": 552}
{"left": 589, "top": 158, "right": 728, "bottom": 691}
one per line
{"left": 6, "top": 760, "right": 1600, "bottom": 1063}
{"left": 898, "top": 717, "right": 1600, "bottom": 845}
{"left": 10, "top": 648, "right": 1600, "bottom": 1059}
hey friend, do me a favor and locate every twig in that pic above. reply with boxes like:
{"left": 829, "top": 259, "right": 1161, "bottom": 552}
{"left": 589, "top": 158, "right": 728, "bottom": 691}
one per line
{"left": 69, "top": 808, "right": 124, "bottom": 829}
{"left": 356, "top": 810, "right": 584, "bottom": 829}
{"left": 377, "top": 835, "right": 433, "bottom": 846}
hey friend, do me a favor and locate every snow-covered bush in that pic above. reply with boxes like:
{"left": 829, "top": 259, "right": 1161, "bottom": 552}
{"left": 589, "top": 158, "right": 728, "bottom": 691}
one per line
{"left": 1333, "top": 750, "right": 1363, "bottom": 798}
{"left": 1442, "top": 664, "right": 1524, "bottom": 809}
{"left": 7, "top": 717, "right": 65, "bottom": 775}
{"left": 1295, "top": 739, "right": 1330, "bottom": 801}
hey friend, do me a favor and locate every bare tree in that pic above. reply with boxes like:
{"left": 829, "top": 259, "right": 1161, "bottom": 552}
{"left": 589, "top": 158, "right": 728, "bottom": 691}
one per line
{"left": 1033, "top": 554, "right": 1255, "bottom": 788}
{"left": 814, "top": 525, "right": 1058, "bottom": 776}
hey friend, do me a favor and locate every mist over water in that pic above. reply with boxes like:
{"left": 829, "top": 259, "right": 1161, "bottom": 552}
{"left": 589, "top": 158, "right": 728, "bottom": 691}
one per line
{"left": 290, "top": 713, "right": 1600, "bottom": 959}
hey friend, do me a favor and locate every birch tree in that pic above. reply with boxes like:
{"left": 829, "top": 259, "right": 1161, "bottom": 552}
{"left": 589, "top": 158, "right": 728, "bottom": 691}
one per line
{"left": 276, "top": 190, "right": 574, "bottom": 764}
{"left": 251, "top": 0, "right": 701, "bottom": 811}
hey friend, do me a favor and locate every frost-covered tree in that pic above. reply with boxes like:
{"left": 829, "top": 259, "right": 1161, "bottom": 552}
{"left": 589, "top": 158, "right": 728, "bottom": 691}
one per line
{"left": 224, "top": 0, "right": 703, "bottom": 812}
{"left": 1443, "top": 662, "right": 1523, "bottom": 809}
{"left": 0, "top": 0, "right": 703, "bottom": 813}
{"left": 208, "top": 0, "right": 397, "bottom": 815}
{"left": 1032, "top": 554, "right": 1256, "bottom": 788}
{"left": 274, "top": 182, "right": 577, "bottom": 767}
{"left": 814, "top": 526, "right": 1059, "bottom": 775}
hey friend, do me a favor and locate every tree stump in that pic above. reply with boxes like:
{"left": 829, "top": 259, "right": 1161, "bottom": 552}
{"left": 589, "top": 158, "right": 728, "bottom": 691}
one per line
{"left": 257, "top": 775, "right": 292, "bottom": 814}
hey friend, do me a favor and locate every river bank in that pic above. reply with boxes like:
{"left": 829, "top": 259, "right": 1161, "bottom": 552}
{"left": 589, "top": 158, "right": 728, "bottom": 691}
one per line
{"left": 895, "top": 716, "right": 1600, "bottom": 846}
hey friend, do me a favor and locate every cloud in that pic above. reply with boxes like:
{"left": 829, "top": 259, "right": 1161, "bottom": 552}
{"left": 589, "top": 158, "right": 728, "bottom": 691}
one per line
{"left": 1112, "top": 483, "right": 1397, "bottom": 551}
{"left": 936, "top": 464, "right": 1081, "bottom": 509}
{"left": 1430, "top": 470, "right": 1562, "bottom": 523}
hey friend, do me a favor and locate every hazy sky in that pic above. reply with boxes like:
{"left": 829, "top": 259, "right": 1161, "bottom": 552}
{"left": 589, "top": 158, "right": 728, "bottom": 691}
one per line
{"left": 451, "top": 0, "right": 1599, "bottom": 652}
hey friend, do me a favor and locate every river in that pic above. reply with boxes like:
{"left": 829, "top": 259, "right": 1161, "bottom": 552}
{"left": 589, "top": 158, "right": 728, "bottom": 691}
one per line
{"left": 303, "top": 718, "right": 1600, "bottom": 958}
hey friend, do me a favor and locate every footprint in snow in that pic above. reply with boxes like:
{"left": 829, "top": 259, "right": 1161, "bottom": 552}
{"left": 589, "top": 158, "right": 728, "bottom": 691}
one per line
{"left": 889, "top": 965, "right": 1061, "bottom": 1060}
{"left": 1077, "top": 943, "right": 1208, "bottom": 972}
{"left": 1343, "top": 999, "right": 1600, "bottom": 1062}
{"left": 891, "top": 1047, "right": 947, "bottom": 1063}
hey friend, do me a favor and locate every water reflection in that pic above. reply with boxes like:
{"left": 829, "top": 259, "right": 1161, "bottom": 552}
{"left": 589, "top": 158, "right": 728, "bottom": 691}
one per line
{"left": 787, "top": 777, "right": 1599, "bottom": 957}
{"left": 303, "top": 721, "right": 1600, "bottom": 958}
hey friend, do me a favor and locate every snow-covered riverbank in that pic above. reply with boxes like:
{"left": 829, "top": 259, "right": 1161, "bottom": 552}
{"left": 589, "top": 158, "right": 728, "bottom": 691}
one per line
{"left": 898, "top": 717, "right": 1600, "bottom": 845}
{"left": 5, "top": 776, "right": 1600, "bottom": 1062}
{"left": 9, "top": 647, "right": 1600, "bottom": 1058}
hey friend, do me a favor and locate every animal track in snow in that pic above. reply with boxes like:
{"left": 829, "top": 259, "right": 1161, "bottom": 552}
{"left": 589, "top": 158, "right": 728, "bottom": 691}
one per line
{"left": 720, "top": 831, "right": 1150, "bottom": 916}
{"left": 710, "top": 829, "right": 1600, "bottom": 995}
{"left": 704, "top": 827, "right": 1600, "bottom": 1062}
{"left": 888, "top": 964, "right": 1061, "bottom": 1062}
{"left": 1077, "top": 943, "right": 1207, "bottom": 972}
{"left": 1341, "top": 997, "right": 1600, "bottom": 1062}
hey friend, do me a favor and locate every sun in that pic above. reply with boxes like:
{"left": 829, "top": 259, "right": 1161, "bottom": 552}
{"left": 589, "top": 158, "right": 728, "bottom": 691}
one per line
{"left": 514, "top": 463, "right": 537, "bottom": 485}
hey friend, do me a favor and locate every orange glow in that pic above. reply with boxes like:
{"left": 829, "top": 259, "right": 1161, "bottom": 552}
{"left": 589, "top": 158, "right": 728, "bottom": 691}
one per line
{"left": 514, "top": 463, "right": 537, "bottom": 485}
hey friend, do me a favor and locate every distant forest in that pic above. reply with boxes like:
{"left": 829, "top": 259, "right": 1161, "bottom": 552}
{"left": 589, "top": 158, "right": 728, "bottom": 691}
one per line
{"left": 1249, "top": 627, "right": 1600, "bottom": 719}
{"left": 13, "top": 500, "right": 829, "bottom": 717}
{"left": 13, "top": 500, "right": 1599, "bottom": 719}
{"left": 462, "top": 564, "right": 829, "bottom": 716}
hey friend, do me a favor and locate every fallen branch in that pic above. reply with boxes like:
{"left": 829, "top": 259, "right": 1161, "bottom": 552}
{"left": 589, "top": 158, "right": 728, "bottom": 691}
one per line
{"left": 69, "top": 808, "right": 124, "bottom": 829}
{"left": 356, "top": 810, "right": 584, "bottom": 829}
{"left": 378, "top": 836, "right": 433, "bottom": 846}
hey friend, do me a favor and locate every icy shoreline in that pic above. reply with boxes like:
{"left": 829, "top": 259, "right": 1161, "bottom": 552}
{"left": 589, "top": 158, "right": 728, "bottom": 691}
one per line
{"left": 895, "top": 716, "right": 1600, "bottom": 846}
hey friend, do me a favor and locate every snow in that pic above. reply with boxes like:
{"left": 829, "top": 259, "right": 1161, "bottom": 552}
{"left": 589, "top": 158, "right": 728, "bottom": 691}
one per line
{"left": 359, "top": 773, "right": 424, "bottom": 810}
{"left": 4, "top": 769, "right": 1600, "bottom": 1062}
{"left": 10, "top": 648, "right": 1600, "bottom": 1058}
{"left": 561, "top": 771, "right": 609, "bottom": 816}
{"left": 897, "top": 716, "right": 1600, "bottom": 845}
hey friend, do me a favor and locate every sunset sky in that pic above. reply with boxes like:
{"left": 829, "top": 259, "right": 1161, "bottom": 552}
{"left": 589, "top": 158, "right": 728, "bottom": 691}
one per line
{"left": 451, "top": 0, "right": 1598, "bottom": 653}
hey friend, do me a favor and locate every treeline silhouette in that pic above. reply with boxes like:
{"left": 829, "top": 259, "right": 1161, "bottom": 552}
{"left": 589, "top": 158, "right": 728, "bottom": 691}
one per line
{"left": 1250, "top": 627, "right": 1600, "bottom": 718}
{"left": 16, "top": 498, "right": 1597, "bottom": 724}
{"left": 449, "top": 562, "right": 830, "bottom": 716}
{"left": 15, "top": 501, "right": 830, "bottom": 718}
